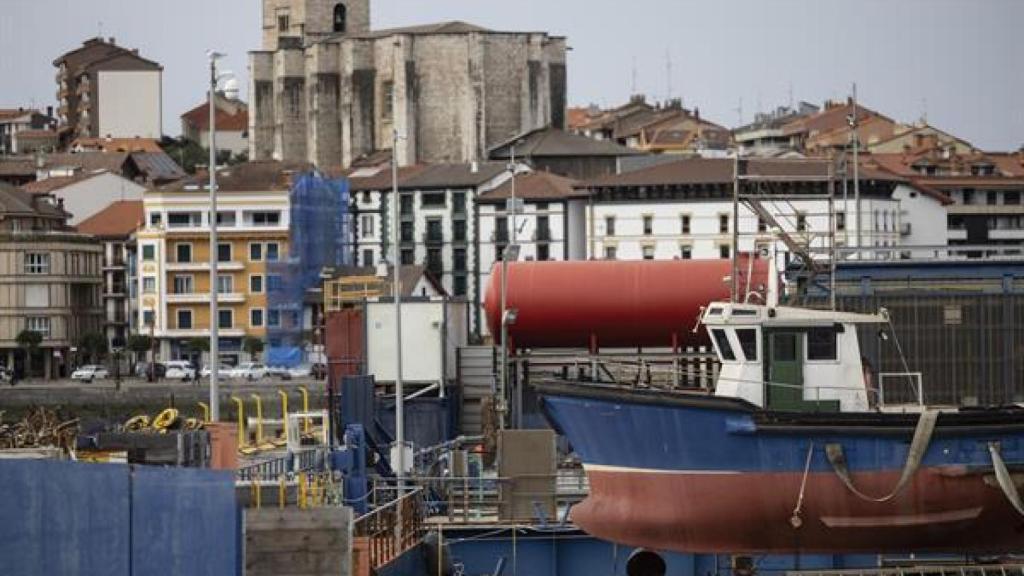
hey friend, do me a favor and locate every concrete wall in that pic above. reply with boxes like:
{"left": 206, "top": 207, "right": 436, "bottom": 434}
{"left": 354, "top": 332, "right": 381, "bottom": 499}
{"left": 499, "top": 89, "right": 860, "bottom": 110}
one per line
{"left": 245, "top": 507, "right": 352, "bottom": 576}
{"left": 97, "top": 70, "right": 162, "bottom": 139}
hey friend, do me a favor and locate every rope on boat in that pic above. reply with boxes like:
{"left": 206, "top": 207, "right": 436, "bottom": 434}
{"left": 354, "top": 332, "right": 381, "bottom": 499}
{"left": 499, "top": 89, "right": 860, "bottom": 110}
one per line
{"left": 988, "top": 442, "right": 1024, "bottom": 517}
{"left": 824, "top": 409, "right": 938, "bottom": 503}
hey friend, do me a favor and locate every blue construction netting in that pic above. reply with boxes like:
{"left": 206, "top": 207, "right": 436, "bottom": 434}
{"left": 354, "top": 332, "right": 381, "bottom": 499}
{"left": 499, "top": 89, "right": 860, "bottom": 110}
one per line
{"left": 267, "top": 171, "right": 352, "bottom": 366}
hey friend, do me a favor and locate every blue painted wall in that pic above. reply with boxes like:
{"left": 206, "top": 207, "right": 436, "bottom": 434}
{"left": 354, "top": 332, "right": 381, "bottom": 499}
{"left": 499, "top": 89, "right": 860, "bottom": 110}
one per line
{"left": 0, "top": 460, "right": 239, "bottom": 576}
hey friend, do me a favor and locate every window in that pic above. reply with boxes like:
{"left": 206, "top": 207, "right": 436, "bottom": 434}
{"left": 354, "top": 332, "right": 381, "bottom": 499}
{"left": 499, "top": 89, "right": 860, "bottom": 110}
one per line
{"left": 400, "top": 221, "right": 414, "bottom": 243}
{"left": 381, "top": 81, "right": 395, "bottom": 121}
{"left": 248, "top": 211, "right": 281, "bottom": 226}
{"left": 217, "top": 275, "right": 233, "bottom": 294}
{"left": 642, "top": 246, "right": 655, "bottom": 260}
{"left": 267, "top": 274, "right": 283, "bottom": 292}
{"left": 217, "top": 243, "right": 232, "bottom": 263}
{"left": 216, "top": 211, "right": 236, "bottom": 227}
{"left": 361, "top": 215, "right": 374, "bottom": 238}
{"left": 168, "top": 212, "right": 202, "bottom": 228}
{"left": 218, "top": 310, "right": 233, "bottom": 329}
{"left": 143, "top": 276, "right": 156, "bottom": 294}
{"left": 874, "top": 210, "right": 880, "bottom": 231}
{"left": 987, "top": 191, "right": 998, "bottom": 206}
{"left": 173, "top": 275, "right": 193, "bottom": 294}
{"left": 400, "top": 248, "right": 415, "bottom": 265}
{"left": 757, "top": 217, "right": 767, "bottom": 233}
{"left": 427, "top": 248, "right": 443, "bottom": 276}
{"left": 962, "top": 189, "right": 974, "bottom": 205}
{"left": 278, "top": 14, "right": 290, "bottom": 32}
{"left": 719, "top": 244, "right": 731, "bottom": 259}
{"left": 1006, "top": 191, "right": 1021, "bottom": 205}
{"left": 604, "top": 246, "right": 617, "bottom": 260}
{"left": 680, "top": 245, "right": 692, "bottom": 259}
{"left": 249, "top": 243, "right": 263, "bottom": 262}
{"left": 454, "top": 275, "right": 467, "bottom": 296}
{"left": 453, "top": 192, "right": 467, "bottom": 215}
{"left": 807, "top": 327, "right": 838, "bottom": 361}
{"left": 605, "top": 216, "right": 616, "bottom": 236}
{"left": 680, "top": 215, "right": 691, "bottom": 234}
{"left": 249, "top": 275, "right": 263, "bottom": 294}
{"left": 149, "top": 212, "right": 162, "bottom": 226}
{"left": 495, "top": 245, "right": 505, "bottom": 261}
{"left": 26, "top": 316, "right": 51, "bottom": 337}
{"left": 454, "top": 248, "right": 467, "bottom": 271}
{"left": 268, "top": 310, "right": 281, "bottom": 328}
{"left": 426, "top": 219, "right": 443, "bottom": 242}
{"left": 719, "top": 215, "right": 729, "bottom": 234}
{"left": 25, "top": 253, "right": 50, "bottom": 274}
{"left": 643, "top": 215, "right": 653, "bottom": 236}
{"left": 537, "top": 216, "right": 551, "bottom": 241}
{"left": 422, "top": 192, "right": 445, "bottom": 207}
{"left": 362, "top": 249, "right": 374, "bottom": 267}
{"left": 536, "top": 244, "right": 550, "bottom": 261}
{"left": 400, "top": 195, "right": 413, "bottom": 215}
{"left": 142, "top": 245, "right": 155, "bottom": 261}
{"left": 712, "top": 329, "right": 736, "bottom": 361}
{"left": 266, "top": 243, "right": 280, "bottom": 261}
{"left": 796, "top": 213, "right": 807, "bottom": 232}
{"left": 495, "top": 217, "right": 508, "bottom": 243}
{"left": 250, "top": 308, "right": 265, "bottom": 328}
{"left": 736, "top": 328, "right": 758, "bottom": 361}
{"left": 175, "top": 243, "right": 192, "bottom": 263}
{"left": 536, "top": 202, "right": 549, "bottom": 212}
{"left": 836, "top": 212, "right": 846, "bottom": 231}
{"left": 453, "top": 220, "right": 467, "bottom": 242}
{"left": 333, "top": 3, "right": 346, "bottom": 32}
{"left": 142, "top": 310, "right": 155, "bottom": 327}
{"left": 177, "top": 309, "right": 193, "bottom": 330}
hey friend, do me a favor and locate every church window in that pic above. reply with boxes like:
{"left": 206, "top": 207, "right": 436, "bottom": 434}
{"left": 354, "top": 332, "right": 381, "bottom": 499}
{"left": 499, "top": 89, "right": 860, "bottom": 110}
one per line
{"left": 278, "top": 14, "right": 290, "bottom": 33}
{"left": 333, "top": 4, "right": 347, "bottom": 33}
{"left": 382, "top": 81, "right": 395, "bottom": 120}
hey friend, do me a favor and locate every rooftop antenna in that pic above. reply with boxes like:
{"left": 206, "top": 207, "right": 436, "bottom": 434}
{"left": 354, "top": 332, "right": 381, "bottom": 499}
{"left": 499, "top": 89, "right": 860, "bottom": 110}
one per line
{"left": 631, "top": 56, "right": 638, "bottom": 96}
{"left": 733, "top": 98, "right": 744, "bottom": 126}
{"left": 665, "top": 48, "right": 673, "bottom": 104}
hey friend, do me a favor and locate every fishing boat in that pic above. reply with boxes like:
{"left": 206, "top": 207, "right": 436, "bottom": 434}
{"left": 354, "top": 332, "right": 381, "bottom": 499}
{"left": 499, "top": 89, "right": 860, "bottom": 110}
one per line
{"left": 537, "top": 298, "right": 1024, "bottom": 554}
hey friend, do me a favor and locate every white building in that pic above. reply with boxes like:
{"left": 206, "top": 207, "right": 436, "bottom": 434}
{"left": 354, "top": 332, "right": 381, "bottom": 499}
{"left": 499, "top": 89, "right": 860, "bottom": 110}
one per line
{"left": 21, "top": 169, "right": 147, "bottom": 225}
{"left": 347, "top": 162, "right": 510, "bottom": 334}
{"left": 581, "top": 158, "right": 949, "bottom": 264}
{"left": 180, "top": 91, "right": 249, "bottom": 157}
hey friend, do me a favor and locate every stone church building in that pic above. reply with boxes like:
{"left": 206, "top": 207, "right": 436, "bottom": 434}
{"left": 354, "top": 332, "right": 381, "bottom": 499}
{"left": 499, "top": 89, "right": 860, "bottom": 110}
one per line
{"left": 250, "top": 0, "right": 568, "bottom": 168}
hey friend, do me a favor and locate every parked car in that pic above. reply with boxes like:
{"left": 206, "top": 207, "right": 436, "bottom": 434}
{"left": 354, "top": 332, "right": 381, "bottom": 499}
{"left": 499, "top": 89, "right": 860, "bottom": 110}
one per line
{"left": 266, "top": 364, "right": 312, "bottom": 380}
{"left": 163, "top": 360, "right": 196, "bottom": 381}
{"left": 229, "top": 363, "right": 269, "bottom": 380}
{"left": 200, "top": 364, "right": 233, "bottom": 378}
{"left": 266, "top": 365, "right": 292, "bottom": 380}
{"left": 71, "top": 365, "right": 109, "bottom": 382}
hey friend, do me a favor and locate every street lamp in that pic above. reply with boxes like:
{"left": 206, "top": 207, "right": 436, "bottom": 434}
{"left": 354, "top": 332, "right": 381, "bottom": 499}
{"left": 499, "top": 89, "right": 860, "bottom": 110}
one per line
{"left": 498, "top": 143, "right": 522, "bottom": 430}
{"left": 207, "top": 50, "right": 232, "bottom": 422}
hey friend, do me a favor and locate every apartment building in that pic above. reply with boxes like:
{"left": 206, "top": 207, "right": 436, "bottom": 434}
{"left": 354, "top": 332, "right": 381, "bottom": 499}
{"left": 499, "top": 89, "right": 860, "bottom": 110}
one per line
{"left": 347, "top": 162, "right": 510, "bottom": 332}
{"left": 137, "top": 162, "right": 298, "bottom": 364}
{"left": 580, "top": 157, "right": 949, "bottom": 263}
{"left": 0, "top": 183, "right": 103, "bottom": 379}
{"left": 76, "top": 201, "right": 144, "bottom": 350}
{"left": 54, "top": 37, "right": 163, "bottom": 140}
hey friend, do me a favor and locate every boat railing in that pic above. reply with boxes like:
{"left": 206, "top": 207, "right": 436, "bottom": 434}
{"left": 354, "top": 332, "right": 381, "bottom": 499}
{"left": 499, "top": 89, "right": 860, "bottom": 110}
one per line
{"left": 878, "top": 372, "right": 925, "bottom": 409}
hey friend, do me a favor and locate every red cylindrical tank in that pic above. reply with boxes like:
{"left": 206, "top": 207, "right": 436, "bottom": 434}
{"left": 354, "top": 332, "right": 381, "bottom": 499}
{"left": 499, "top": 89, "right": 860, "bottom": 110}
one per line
{"left": 484, "top": 258, "right": 769, "bottom": 349}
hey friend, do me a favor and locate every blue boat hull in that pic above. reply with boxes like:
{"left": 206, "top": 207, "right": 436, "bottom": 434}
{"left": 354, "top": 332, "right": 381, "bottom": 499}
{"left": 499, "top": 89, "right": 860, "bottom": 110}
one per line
{"left": 538, "top": 382, "right": 1024, "bottom": 553}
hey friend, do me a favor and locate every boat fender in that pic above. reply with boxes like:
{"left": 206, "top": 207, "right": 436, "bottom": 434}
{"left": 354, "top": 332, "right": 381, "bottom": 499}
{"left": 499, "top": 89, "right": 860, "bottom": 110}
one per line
{"left": 825, "top": 409, "right": 938, "bottom": 503}
{"left": 988, "top": 442, "right": 1024, "bottom": 517}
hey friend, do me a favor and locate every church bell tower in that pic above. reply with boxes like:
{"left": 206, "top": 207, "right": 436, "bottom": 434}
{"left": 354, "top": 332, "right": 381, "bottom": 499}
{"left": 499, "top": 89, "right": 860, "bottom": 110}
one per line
{"left": 262, "top": 0, "right": 370, "bottom": 50}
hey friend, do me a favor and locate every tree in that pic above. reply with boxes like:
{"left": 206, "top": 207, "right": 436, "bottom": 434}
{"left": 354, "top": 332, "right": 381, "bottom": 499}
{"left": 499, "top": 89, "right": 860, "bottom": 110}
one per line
{"left": 77, "top": 332, "right": 108, "bottom": 364}
{"left": 16, "top": 329, "right": 42, "bottom": 379}
{"left": 242, "top": 336, "right": 265, "bottom": 361}
{"left": 126, "top": 334, "right": 153, "bottom": 372}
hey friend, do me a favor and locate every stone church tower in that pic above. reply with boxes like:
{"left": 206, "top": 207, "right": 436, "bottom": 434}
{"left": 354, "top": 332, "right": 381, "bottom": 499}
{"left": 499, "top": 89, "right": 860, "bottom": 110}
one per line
{"left": 261, "top": 0, "right": 370, "bottom": 50}
{"left": 250, "top": 0, "right": 568, "bottom": 169}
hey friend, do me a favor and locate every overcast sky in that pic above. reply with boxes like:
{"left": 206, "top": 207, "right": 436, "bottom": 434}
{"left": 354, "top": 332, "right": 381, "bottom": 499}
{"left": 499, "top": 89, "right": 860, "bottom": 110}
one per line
{"left": 2, "top": 0, "right": 1021, "bottom": 150}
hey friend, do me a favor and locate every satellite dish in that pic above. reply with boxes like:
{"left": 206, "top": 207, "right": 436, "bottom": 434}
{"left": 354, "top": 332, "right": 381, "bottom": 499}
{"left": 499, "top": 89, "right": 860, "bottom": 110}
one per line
{"left": 224, "top": 77, "right": 240, "bottom": 100}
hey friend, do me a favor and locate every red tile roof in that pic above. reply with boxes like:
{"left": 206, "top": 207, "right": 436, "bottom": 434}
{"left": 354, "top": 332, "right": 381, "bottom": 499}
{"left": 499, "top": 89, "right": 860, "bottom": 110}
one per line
{"left": 72, "top": 137, "right": 163, "bottom": 153}
{"left": 181, "top": 100, "right": 249, "bottom": 132}
{"left": 479, "top": 171, "right": 583, "bottom": 202}
{"left": 76, "top": 200, "right": 144, "bottom": 238}
{"left": 21, "top": 171, "right": 105, "bottom": 194}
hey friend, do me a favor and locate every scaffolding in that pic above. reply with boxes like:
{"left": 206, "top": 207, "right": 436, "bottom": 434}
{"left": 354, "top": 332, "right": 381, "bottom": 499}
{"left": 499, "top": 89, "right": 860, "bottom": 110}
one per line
{"left": 267, "top": 171, "right": 352, "bottom": 366}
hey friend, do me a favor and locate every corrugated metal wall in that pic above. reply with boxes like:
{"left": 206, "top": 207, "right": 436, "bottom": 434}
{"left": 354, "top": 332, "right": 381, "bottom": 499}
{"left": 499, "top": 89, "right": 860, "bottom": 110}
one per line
{"left": 0, "top": 460, "right": 239, "bottom": 576}
{"left": 835, "top": 294, "right": 1024, "bottom": 406}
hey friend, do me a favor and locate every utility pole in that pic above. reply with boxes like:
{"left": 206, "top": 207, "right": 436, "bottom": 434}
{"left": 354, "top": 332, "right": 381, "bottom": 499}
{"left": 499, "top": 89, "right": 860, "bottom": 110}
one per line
{"left": 207, "top": 51, "right": 225, "bottom": 422}
{"left": 499, "top": 144, "right": 518, "bottom": 430}
{"left": 390, "top": 37, "right": 406, "bottom": 557}
{"left": 851, "top": 83, "right": 861, "bottom": 255}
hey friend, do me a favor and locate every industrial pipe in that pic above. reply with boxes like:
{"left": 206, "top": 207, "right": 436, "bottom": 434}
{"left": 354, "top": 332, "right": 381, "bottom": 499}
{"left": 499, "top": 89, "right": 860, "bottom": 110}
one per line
{"left": 231, "top": 396, "right": 246, "bottom": 447}
{"left": 250, "top": 394, "right": 264, "bottom": 447}
{"left": 277, "top": 390, "right": 289, "bottom": 445}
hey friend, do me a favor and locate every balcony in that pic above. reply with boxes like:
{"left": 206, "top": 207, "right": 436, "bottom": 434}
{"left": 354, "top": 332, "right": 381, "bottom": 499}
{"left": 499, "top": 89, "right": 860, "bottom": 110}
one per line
{"left": 165, "top": 260, "right": 245, "bottom": 272}
{"left": 166, "top": 291, "right": 246, "bottom": 304}
{"left": 102, "top": 259, "right": 126, "bottom": 271}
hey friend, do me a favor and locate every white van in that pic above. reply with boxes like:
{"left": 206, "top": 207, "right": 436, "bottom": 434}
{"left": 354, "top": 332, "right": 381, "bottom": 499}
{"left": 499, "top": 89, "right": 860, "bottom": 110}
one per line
{"left": 163, "top": 360, "right": 196, "bottom": 381}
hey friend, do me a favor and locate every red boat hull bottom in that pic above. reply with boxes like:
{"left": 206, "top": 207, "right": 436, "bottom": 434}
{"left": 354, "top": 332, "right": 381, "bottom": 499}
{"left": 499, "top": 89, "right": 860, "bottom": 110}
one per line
{"left": 572, "top": 467, "right": 1024, "bottom": 553}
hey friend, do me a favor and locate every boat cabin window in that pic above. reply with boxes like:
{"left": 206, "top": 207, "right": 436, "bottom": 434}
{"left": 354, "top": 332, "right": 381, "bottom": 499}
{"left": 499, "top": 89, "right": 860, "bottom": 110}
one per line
{"left": 806, "top": 327, "right": 838, "bottom": 361}
{"left": 736, "top": 328, "right": 758, "bottom": 361}
{"left": 711, "top": 329, "right": 736, "bottom": 361}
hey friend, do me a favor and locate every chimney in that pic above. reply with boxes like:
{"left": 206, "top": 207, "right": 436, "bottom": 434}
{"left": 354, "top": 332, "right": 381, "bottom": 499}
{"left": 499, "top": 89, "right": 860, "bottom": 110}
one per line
{"left": 470, "top": 161, "right": 479, "bottom": 174}
{"left": 109, "top": 37, "right": 116, "bottom": 45}
{"left": 46, "top": 106, "right": 53, "bottom": 119}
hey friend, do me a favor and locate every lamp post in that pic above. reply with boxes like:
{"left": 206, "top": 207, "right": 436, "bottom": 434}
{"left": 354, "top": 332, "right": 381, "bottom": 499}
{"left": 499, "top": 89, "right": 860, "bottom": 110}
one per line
{"left": 207, "top": 51, "right": 230, "bottom": 422}
{"left": 498, "top": 144, "right": 520, "bottom": 430}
